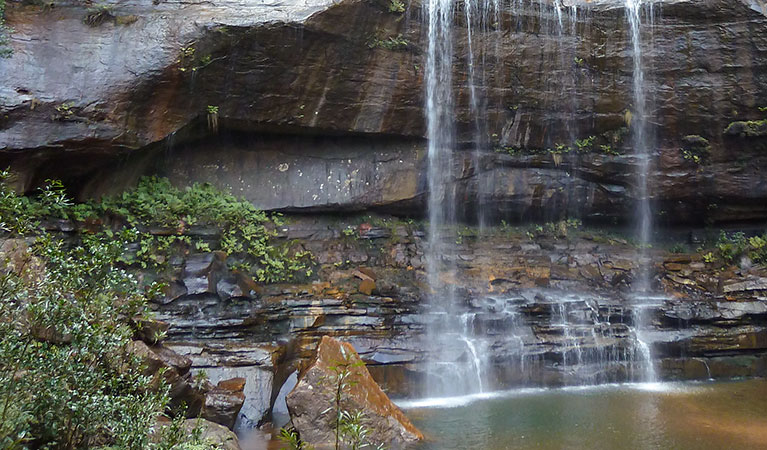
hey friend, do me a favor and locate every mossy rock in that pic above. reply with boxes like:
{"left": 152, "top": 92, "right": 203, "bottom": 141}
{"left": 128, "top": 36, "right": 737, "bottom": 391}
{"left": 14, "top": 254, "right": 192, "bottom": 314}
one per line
{"left": 723, "top": 120, "right": 767, "bottom": 137}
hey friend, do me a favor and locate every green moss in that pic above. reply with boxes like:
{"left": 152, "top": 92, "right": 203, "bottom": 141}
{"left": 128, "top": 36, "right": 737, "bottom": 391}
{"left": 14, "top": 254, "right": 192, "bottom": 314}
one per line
{"left": 723, "top": 119, "right": 767, "bottom": 137}
{"left": 680, "top": 135, "right": 711, "bottom": 164}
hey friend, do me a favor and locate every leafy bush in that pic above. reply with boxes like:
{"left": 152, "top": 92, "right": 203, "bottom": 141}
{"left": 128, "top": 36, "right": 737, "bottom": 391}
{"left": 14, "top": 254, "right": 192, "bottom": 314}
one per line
{"left": 367, "top": 34, "right": 409, "bottom": 51}
{"left": 0, "top": 174, "right": 231, "bottom": 449}
{"left": 78, "top": 176, "right": 311, "bottom": 282}
{"left": 707, "top": 231, "right": 767, "bottom": 266}
{"left": 0, "top": 229, "right": 165, "bottom": 448}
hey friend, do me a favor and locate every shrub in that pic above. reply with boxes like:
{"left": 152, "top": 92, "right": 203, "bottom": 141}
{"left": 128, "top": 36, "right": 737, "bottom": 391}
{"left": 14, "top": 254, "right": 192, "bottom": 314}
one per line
{"left": 0, "top": 173, "right": 230, "bottom": 449}
{"left": 78, "top": 176, "right": 313, "bottom": 282}
{"left": 0, "top": 223, "right": 165, "bottom": 448}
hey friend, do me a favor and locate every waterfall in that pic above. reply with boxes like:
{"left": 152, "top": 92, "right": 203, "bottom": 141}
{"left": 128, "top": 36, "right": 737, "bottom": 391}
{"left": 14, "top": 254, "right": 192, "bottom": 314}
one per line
{"left": 626, "top": 0, "right": 658, "bottom": 383}
{"left": 423, "top": 0, "right": 662, "bottom": 395}
{"left": 626, "top": 0, "right": 651, "bottom": 290}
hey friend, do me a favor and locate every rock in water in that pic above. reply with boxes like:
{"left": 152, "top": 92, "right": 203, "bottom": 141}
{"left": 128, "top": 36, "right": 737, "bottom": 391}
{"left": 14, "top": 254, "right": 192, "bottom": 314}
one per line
{"left": 286, "top": 336, "right": 423, "bottom": 448}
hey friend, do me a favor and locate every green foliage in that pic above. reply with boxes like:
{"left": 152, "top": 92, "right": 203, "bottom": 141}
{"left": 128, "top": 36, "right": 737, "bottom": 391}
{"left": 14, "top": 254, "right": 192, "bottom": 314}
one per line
{"left": 573, "top": 136, "right": 595, "bottom": 152}
{"left": 367, "top": 34, "right": 409, "bottom": 51}
{"left": 669, "top": 242, "right": 686, "bottom": 254}
{"left": 278, "top": 427, "right": 312, "bottom": 450}
{"left": 680, "top": 135, "right": 710, "bottom": 164}
{"left": 724, "top": 119, "right": 767, "bottom": 137}
{"left": 0, "top": 174, "right": 231, "bottom": 449}
{"left": 206, "top": 106, "right": 219, "bottom": 132}
{"left": 0, "top": 231, "right": 166, "bottom": 448}
{"left": 83, "top": 176, "right": 312, "bottom": 282}
{"left": 1, "top": 173, "right": 311, "bottom": 283}
{"left": 526, "top": 219, "right": 581, "bottom": 240}
{"left": 388, "top": 0, "right": 405, "bottom": 13}
{"left": 0, "top": 0, "right": 11, "bottom": 58}
{"left": 0, "top": 171, "right": 73, "bottom": 234}
{"left": 573, "top": 56, "right": 584, "bottom": 67}
{"left": 83, "top": 3, "right": 115, "bottom": 27}
{"left": 711, "top": 231, "right": 767, "bottom": 265}
{"left": 53, "top": 101, "right": 77, "bottom": 121}
{"left": 495, "top": 131, "right": 625, "bottom": 158}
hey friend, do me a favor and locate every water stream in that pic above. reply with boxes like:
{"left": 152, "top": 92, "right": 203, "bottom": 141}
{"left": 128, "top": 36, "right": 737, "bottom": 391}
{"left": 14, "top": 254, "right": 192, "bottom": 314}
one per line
{"left": 424, "top": 0, "right": 660, "bottom": 396}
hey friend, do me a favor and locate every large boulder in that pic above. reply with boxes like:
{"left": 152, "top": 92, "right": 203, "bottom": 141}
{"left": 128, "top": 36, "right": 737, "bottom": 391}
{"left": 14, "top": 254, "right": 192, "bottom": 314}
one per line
{"left": 202, "top": 378, "right": 246, "bottom": 430}
{"left": 286, "top": 336, "right": 423, "bottom": 449}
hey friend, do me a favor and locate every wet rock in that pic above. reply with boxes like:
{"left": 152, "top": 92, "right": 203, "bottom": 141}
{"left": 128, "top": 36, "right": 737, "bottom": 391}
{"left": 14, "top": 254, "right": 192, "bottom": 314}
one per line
{"left": 183, "top": 252, "right": 227, "bottom": 295}
{"left": 157, "top": 280, "right": 188, "bottom": 305}
{"left": 200, "top": 366, "right": 274, "bottom": 435}
{"left": 723, "top": 277, "right": 767, "bottom": 294}
{"left": 3, "top": 0, "right": 767, "bottom": 224}
{"left": 203, "top": 385, "right": 245, "bottom": 430}
{"left": 217, "top": 276, "right": 245, "bottom": 299}
{"left": 286, "top": 336, "right": 423, "bottom": 448}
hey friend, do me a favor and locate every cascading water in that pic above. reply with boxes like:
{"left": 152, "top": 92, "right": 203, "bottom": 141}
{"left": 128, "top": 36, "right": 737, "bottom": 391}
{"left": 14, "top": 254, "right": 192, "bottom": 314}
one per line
{"left": 423, "top": 0, "right": 662, "bottom": 396}
{"left": 425, "top": 0, "right": 488, "bottom": 397}
{"left": 625, "top": 0, "right": 658, "bottom": 383}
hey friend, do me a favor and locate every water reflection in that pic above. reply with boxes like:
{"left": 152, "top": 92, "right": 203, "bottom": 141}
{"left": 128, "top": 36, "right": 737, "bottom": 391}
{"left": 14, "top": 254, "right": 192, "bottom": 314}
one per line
{"left": 404, "top": 380, "right": 767, "bottom": 450}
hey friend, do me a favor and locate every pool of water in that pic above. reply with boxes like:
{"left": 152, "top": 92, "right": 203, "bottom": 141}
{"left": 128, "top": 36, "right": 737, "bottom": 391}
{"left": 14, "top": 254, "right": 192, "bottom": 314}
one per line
{"left": 398, "top": 379, "right": 767, "bottom": 450}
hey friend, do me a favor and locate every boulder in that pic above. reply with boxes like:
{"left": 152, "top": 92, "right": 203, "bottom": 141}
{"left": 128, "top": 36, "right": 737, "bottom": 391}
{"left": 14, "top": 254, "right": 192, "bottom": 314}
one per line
{"left": 154, "top": 419, "right": 241, "bottom": 450}
{"left": 286, "top": 336, "right": 422, "bottom": 449}
{"left": 184, "top": 419, "right": 241, "bottom": 450}
{"left": 202, "top": 385, "right": 245, "bottom": 430}
{"left": 128, "top": 340, "right": 205, "bottom": 417}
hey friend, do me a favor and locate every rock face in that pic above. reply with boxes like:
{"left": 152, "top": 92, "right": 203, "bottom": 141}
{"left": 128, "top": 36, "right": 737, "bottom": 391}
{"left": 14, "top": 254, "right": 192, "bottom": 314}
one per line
{"left": 2, "top": 0, "right": 767, "bottom": 224}
{"left": 136, "top": 217, "right": 767, "bottom": 399}
{"left": 286, "top": 336, "right": 423, "bottom": 449}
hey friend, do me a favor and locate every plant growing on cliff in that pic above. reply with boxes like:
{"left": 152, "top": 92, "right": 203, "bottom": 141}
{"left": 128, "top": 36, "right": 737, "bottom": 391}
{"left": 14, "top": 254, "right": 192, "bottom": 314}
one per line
{"left": 388, "top": 0, "right": 405, "bottom": 13}
{"left": 83, "top": 3, "right": 115, "bottom": 27}
{"left": 0, "top": 176, "right": 229, "bottom": 449}
{"left": 0, "top": 0, "right": 11, "bottom": 58}
{"left": 206, "top": 105, "right": 219, "bottom": 133}
{"left": 367, "top": 34, "right": 409, "bottom": 51}
{"left": 710, "top": 231, "right": 767, "bottom": 266}
{"left": 86, "top": 176, "right": 312, "bottom": 282}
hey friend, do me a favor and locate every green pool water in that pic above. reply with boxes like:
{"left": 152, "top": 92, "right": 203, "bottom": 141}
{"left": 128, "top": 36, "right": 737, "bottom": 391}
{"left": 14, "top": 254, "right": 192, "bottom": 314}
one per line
{"left": 398, "top": 379, "right": 767, "bottom": 450}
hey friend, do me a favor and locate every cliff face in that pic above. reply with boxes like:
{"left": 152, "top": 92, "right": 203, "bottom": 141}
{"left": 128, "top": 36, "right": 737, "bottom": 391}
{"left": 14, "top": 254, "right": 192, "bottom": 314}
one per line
{"left": 3, "top": 0, "right": 767, "bottom": 432}
{"left": 2, "top": 0, "right": 767, "bottom": 224}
